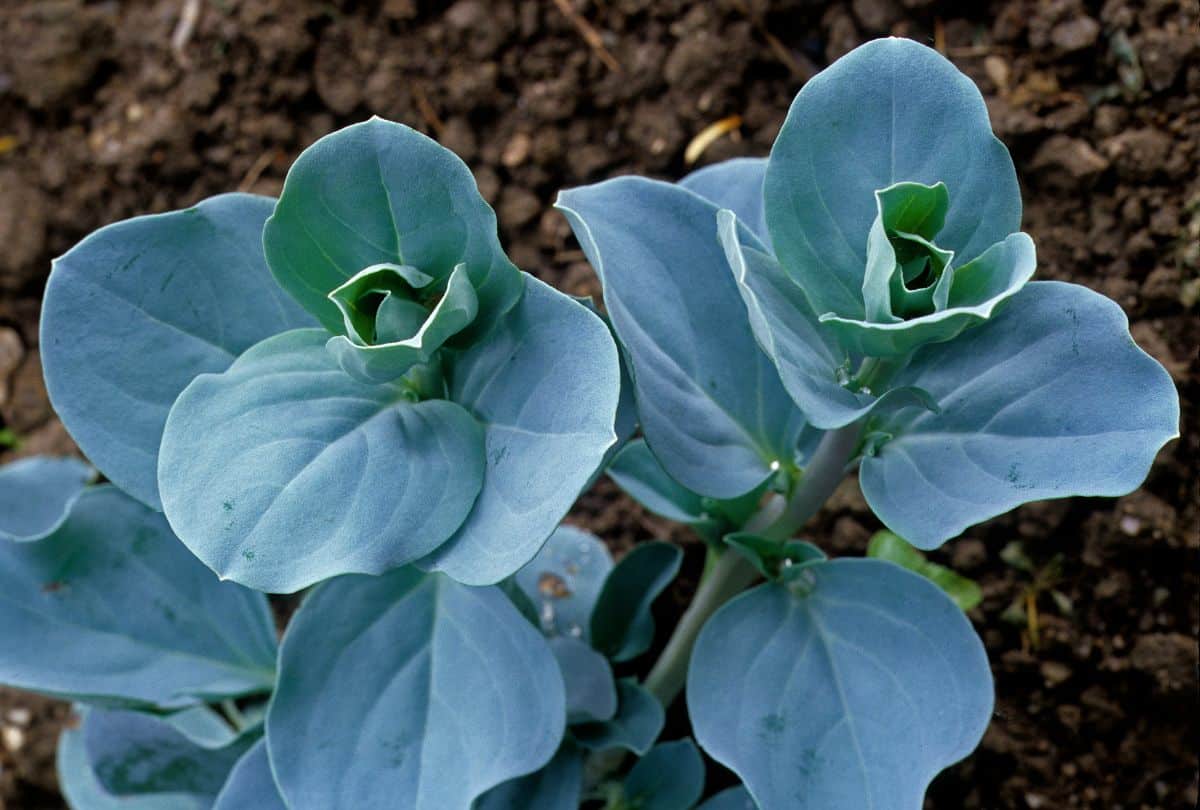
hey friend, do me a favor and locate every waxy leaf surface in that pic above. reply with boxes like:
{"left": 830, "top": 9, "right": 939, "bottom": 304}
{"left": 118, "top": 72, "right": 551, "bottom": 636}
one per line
{"left": 680, "top": 157, "right": 770, "bottom": 245}
{"left": 861, "top": 282, "right": 1180, "bottom": 549}
{"left": 263, "top": 117, "right": 521, "bottom": 332}
{"left": 474, "top": 745, "right": 583, "bottom": 810}
{"left": 550, "top": 636, "right": 618, "bottom": 724}
{"left": 698, "top": 787, "right": 757, "bottom": 810}
{"left": 40, "top": 193, "right": 314, "bottom": 508}
{"left": 83, "top": 708, "right": 253, "bottom": 799}
{"left": 57, "top": 710, "right": 209, "bottom": 810}
{"left": 591, "top": 541, "right": 683, "bottom": 662}
{"left": 624, "top": 739, "right": 706, "bottom": 810}
{"left": 267, "top": 568, "right": 565, "bottom": 810}
{"left": 557, "top": 178, "right": 806, "bottom": 499}
{"left": 719, "top": 215, "right": 933, "bottom": 429}
{"left": 688, "top": 559, "right": 992, "bottom": 810}
{"left": 0, "top": 486, "right": 276, "bottom": 707}
{"left": 764, "top": 37, "right": 1021, "bottom": 320}
{"left": 158, "top": 328, "right": 485, "bottom": 593}
{"left": 606, "top": 439, "right": 709, "bottom": 525}
{"left": 573, "top": 679, "right": 664, "bottom": 756}
{"left": 212, "top": 740, "right": 287, "bottom": 810}
{"left": 419, "top": 276, "right": 621, "bottom": 584}
{"left": 0, "top": 456, "right": 92, "bottom": 542}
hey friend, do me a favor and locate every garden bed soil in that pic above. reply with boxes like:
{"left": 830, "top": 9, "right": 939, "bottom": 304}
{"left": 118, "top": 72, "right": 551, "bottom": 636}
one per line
{"left": 0, "top": 1, "right": 1196, "bottom": 808}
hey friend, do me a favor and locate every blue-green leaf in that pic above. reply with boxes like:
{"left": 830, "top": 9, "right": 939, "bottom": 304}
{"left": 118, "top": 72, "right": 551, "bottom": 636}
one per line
{"left": 514, "top": 525, "right": 613, "bottom": 640}
{"left": 688, "top": 559, "right": 992, "bottom": 810}
{"left": 58, "top": 709, "right": 209, "bottom": 810}
{"left": 0, "top": 456, "right": 92, "bottom": 542}
{"left": 83, "top": 708, "right": 253, "bottom": 799}
{"left": 557, "top": 178, "right": 806, "bottom": 499}
{"left": 40, "top": 193, "right": 314, "bottom": 509}
{"left": 267, "top": 568, "right": 565, "bottom": 810}
{"left": 590, "top": 542, "right": 683, "bottom": 662}
{"left": 624, "top": 739, "right": 706, "bottom": 810}
{"left": 573, "top": 679, "right": 665, "bottom": 756}
{"left": 158, "top": 328, "right": 485, "bottom": 593}
{"left": 474, "top": 744, "right": 583, "bottom": 810}
{"left": 606, "top": 439, "right": 708, "bottom": 525}
{"left": 263, "top": 117, "right": 521, "bottom": 333}
{"left": 764, "top": 37, "right": 1021, "bottom": 321}
{"left": 819, "top": 232, "right": 1036, "bottom": 357}
{"left": 419, "top": 276, "right": 621, "bottom": 585}
{"left": 325, "top": 262, "right": 479, "bottom": 384}
{"left": 213, "top": 740, "right": 287, "bottom": 810}
{"left": 698, "top": 786, "right": 757, "bottom": 810}
{"left": 550, "top": 636, "right": 618, "bottom": 724}
{"left": 0, "top": 486, "right": 276, "bottom": 707}
{"left": 861, "top": 282, "right": 1181, "bottom": 549}
{"left": 720, "top": 186, "right": 936, "bottom": 430}
{"left": 680, "top": 157, "right": 769, "bottom": 245}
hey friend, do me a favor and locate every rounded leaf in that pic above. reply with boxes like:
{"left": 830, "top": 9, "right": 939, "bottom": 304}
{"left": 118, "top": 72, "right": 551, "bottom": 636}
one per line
{"left": 557, "top": 177, "right": 806, "bottom": 498}
{"left": 57, "top": 709, "right": 209, "bottom": 810}
{"left": 267, "top": 568, "right": 566, "bottom": 810}
{"left": 213, "top": 740, "right": 287, "bottom": 810}
{"left": 764, "top": 37, "right": 1021, "bottom": 319}
{"left": 418, "top": 276, "right": 621, "bottom": 585}
{"left": 0, "top": 456, "right": 92, "bottom": 542}
{"left": 688, "top": 559, "right": 993, "bottom": 810}
{"left": 514, "top": 525, "right": 614, "bottom": 640}
{"left": 680, "top": 157, "right": 769, "bottom": 245}
{"left": 40, "top": 193, "right": 314, "bottom": 508}
{"left": 158, "top": 328, "right": 485, "bottom": 593}
{"left": 263, "top": 117, "right": 521, "bottom": 332}
{"left": 861, "top": 281, "right": 1181, "bottom": 549}
{"left": 0, "top": 486, "right": 276, "bottom": 707}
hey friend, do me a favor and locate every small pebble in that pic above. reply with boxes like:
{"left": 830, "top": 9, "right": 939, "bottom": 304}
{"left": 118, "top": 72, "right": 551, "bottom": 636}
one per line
{"left": 5, "top": 708, "right": 31, "bottom": 726}
{"left": 1119, "top": 515, "right": 1141, "bottom": 536}
{"left": 1, "top": 725, "right": 24, "bottom": 753}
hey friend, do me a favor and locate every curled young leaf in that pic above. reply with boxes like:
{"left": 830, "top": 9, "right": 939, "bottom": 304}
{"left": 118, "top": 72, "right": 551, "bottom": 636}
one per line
{"left": 719, "top": 212, "right": 935, "bottom": 430}
{"left": 263, "top": 117, "right": 521, "bottom": 335}
{"left": 324, "top": 262, "right": 479, "bottom": 384}
{"left": 764, "top": 37, "right": 1021, "bottom": 323}
{"left": 688, "top": 559, "right": 993, "bottom": 810}
{"left": 40, "top": 193, "right": 315, "bottom": 509}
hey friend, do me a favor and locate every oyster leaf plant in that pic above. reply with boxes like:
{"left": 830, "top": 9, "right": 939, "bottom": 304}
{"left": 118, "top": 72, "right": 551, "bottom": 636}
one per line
{"left": 0, "top": 36, "right": 1178, "bottom": 810}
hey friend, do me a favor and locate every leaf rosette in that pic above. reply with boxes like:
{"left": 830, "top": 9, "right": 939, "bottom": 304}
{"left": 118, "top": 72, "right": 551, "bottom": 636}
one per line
{"left": 42, "top": 117, "right": 621, "bottom": 593}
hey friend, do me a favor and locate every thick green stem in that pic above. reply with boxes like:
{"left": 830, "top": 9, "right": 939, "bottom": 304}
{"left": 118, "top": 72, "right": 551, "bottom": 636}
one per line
{"left": 642, "top": 545, "right": 760, "bottom": 706}
{"left": 641, "top": 421, "right": 864, "bottom": 707}
{"left": 760, "top": 421, "right": 863, "bottom": 542}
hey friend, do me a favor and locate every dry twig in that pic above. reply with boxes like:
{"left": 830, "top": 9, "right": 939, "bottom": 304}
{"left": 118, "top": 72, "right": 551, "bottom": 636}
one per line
{"left": 550, "top": 0, "right": 622, "bottom": 74}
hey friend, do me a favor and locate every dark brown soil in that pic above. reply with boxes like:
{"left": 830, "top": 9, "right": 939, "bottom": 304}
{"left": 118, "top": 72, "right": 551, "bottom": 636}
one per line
{"left": 0, "top": 1, "right": 1196, "bottom": 808}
